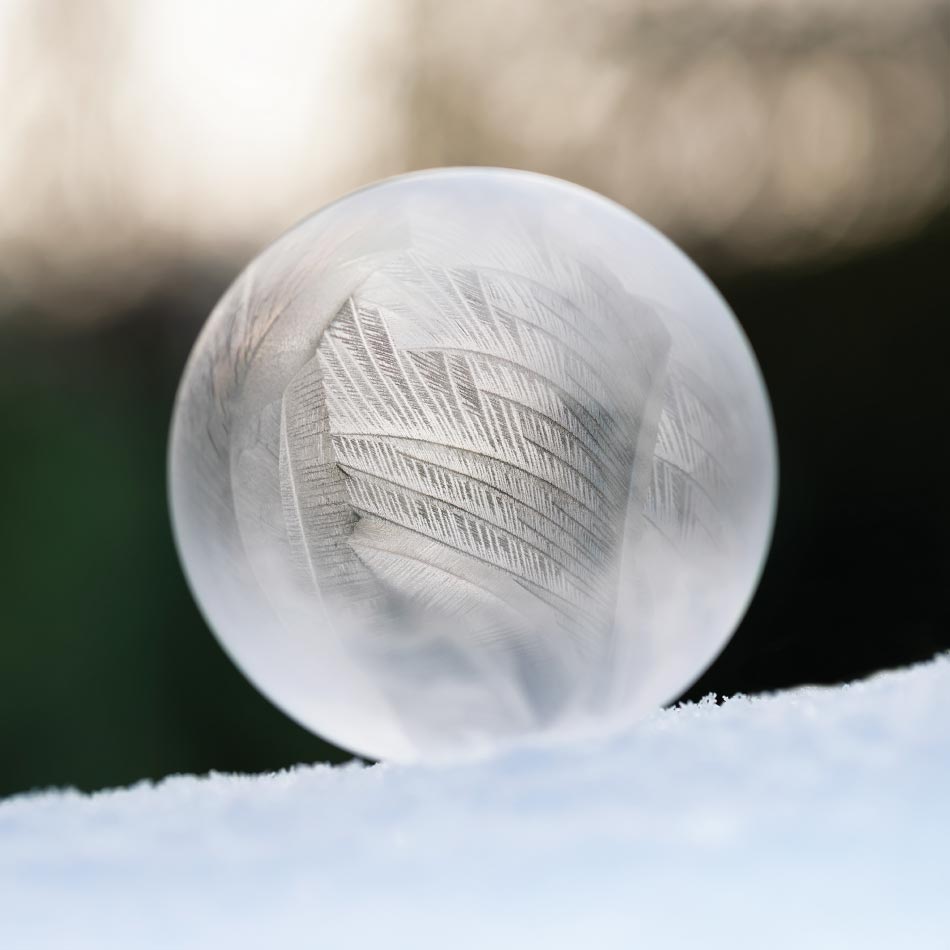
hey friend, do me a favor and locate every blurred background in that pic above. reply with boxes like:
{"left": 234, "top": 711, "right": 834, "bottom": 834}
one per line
{"left": 1, "top": 0, "right": 948, "bottom": 797}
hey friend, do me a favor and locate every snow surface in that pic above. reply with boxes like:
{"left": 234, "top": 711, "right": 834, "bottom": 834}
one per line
{"left": 2, "top": 656, "right": 949, "bottom": 950}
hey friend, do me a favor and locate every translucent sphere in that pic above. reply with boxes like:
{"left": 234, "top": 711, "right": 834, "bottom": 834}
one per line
{"left": 169, "top": 168, "right": 777, "bottom": 762}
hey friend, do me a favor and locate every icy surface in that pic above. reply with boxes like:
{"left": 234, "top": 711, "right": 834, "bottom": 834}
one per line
{"left": 3, "top": 656, "right": 949, "bottom": 949}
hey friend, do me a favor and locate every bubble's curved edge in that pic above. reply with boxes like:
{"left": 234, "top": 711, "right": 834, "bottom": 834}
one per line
{"left": 461, "top": 168, "right": 782, "bottom": 716}
{"left": 665, "top": 277, "right": 780, "bottom": 703}
{"left": 642, "top": 238, "right": 780, "bottom": 710}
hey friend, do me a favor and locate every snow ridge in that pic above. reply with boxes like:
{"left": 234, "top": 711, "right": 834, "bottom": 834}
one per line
{"left": 2, "top": 655, "right": 949, "bottom": 950}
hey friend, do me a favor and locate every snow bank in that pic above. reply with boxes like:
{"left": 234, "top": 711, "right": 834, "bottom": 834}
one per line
{"left": 3, "top": 656, "right": 949, "bottom": 949}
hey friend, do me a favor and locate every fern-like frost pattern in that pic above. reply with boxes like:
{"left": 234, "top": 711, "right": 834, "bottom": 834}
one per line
{"left": 277, "top": 251, "right": 673, "bottom": 717}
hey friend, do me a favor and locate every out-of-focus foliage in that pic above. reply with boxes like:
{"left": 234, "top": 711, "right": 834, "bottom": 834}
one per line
{"left": 0, "top": 0, "right": 947, "bottom": 320}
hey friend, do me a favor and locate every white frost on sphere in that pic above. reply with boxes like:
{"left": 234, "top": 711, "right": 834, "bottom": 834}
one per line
{"left": 169, "top": 168, "right": 777, "bottom": 762}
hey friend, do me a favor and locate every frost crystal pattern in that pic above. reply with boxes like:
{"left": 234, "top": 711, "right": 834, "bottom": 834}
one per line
{"left": 170, "top": 169, "right": 777, "bottom": 761}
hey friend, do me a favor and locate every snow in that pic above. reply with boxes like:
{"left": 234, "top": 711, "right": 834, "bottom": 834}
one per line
{"left": 2, "top": 655, "right": 949, "bottom": 949}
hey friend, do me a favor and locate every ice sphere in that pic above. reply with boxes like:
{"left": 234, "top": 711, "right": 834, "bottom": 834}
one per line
{"left": 169, "top": 168, "right": 777, "bottom": 762}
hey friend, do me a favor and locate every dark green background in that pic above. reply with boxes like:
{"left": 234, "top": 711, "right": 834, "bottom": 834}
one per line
{"left": 2, "top": 217, "right": 948, "bottom": 797}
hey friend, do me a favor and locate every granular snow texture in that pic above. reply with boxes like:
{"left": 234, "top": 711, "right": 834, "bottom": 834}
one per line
{"left": 2, "top": 656, "right": 949, "bottom": 949}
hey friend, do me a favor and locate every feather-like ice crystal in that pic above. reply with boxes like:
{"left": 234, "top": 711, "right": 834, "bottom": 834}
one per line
{"left": 169, "top": 169, "right": 777, "bottom": 761}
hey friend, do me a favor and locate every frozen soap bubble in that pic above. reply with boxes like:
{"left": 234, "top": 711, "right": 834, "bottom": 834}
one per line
{"left": 169, "top": 168, "right": 777, "bottom": 762}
